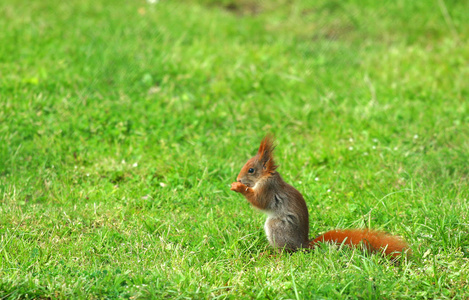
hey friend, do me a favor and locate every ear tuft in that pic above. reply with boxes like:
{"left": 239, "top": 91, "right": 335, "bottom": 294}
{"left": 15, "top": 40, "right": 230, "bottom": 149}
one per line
{"left": 256, "top": 134, "right": 277, "bottom": 172}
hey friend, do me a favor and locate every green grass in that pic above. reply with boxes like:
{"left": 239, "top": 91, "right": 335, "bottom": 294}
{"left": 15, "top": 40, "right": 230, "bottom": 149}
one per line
{"left": 1, "top": 0, "right": 469, "bottom": 298}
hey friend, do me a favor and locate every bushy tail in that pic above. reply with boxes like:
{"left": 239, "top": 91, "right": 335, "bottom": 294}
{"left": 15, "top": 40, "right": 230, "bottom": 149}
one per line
{"left": 309, "top": 229, "right": 410, "bottom": 258}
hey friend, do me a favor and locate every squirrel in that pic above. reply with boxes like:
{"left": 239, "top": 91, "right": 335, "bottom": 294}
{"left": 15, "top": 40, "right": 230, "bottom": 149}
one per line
{"left": 230, "top": 135, "right": 409, "bottom": 258}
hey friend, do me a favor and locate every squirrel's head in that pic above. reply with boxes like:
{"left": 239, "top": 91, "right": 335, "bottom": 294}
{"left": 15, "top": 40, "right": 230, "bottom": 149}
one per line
{"left": 236, "top": 135, "right": 277, "bottom": 188}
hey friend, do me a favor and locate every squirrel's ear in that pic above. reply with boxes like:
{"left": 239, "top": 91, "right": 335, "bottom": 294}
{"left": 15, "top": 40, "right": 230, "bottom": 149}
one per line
{"left": 257, "top": 135, "right": 277, "bottom": 172}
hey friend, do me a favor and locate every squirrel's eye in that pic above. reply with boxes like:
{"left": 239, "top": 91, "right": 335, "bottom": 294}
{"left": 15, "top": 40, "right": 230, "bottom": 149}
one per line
{"left": 248, "top": 168, "right": 255, "bottom": 173}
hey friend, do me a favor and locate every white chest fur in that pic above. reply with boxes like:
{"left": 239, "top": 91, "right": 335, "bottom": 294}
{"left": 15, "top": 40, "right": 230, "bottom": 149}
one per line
{"left": 264, "top": 217, "right": 272, "bottom": 244}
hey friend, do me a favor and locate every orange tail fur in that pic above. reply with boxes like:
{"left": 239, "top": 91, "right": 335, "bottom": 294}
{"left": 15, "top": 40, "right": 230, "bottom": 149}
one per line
{"left": 309, "top": 229, "right": 410, "bottom": 258}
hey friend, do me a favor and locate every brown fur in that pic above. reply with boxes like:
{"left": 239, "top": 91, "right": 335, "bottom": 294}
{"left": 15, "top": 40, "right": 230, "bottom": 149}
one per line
{"left": 231, "top": 136, "right": 410, "bottom": 257}
{"left": 310, "top": 229, "right": 410, "bottom": 258}
{"left": 255, "top": 135, "right": 277, "bottom": 173}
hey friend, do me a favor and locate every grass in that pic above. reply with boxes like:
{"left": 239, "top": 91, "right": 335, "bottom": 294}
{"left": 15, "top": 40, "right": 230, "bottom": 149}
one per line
{"left": 1, "top": 0, "right": 469, "bottom": 298}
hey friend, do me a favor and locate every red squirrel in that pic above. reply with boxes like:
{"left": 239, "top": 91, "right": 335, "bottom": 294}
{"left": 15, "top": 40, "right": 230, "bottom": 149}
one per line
{"left": 230, "top": 135, "right": 409, "bottom": 258}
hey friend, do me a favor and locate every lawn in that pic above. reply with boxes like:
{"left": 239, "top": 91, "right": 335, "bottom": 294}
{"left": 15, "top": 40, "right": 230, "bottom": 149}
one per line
{"left": 1, "top": 0, "right": 469, "bottom": 298}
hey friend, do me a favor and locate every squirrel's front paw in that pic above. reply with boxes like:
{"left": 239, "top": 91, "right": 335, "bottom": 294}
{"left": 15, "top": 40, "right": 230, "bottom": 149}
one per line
{"left": 231, "top": 181, "right": 247, "bottom": 193}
